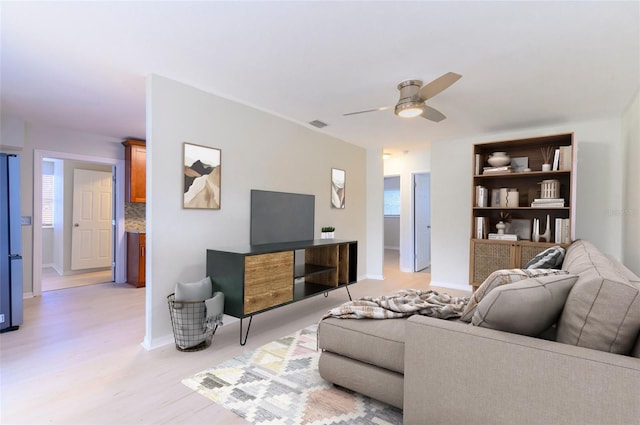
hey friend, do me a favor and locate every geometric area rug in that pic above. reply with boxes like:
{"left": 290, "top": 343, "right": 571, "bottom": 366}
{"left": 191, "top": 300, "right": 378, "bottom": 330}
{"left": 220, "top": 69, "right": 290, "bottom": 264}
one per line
{"left": 182, "top": 324, "right": 403, "bottom": 425}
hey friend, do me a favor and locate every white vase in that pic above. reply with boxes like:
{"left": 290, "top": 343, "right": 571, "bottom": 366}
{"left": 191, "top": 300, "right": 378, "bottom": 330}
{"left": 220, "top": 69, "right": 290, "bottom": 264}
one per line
{"left": 532, "top": 218, "right": 540, "bottom": 242}
{"left": 542, "top": 163, "right": 552, "bottom": 171}
{"left": 488, "top": 152, "right": 511, "bottom": 167}
{"left": 496, "top": 221, "right": 506, "bottom": 235}
{"left": 541, "top": 215, "right": 551, "bottom": 243}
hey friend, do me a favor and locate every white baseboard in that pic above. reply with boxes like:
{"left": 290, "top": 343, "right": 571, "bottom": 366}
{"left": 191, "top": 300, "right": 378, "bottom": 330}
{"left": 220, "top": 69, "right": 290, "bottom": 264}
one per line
{"left": 23, "top": 292, "right": 34, "bottom": 299}
{"left": 363, "top": 274, "right": 384, "bottom": 280}
{"left": 384, "top": 246, "right": 399, "bottom": 250}
{"left": 141, "top": 334, "right": 175, "bottom": 351}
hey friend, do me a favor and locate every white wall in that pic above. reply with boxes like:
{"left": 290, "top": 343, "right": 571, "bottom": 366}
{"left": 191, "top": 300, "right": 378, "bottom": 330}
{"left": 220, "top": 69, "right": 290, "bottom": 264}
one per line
{"left": 366, "top": 148, "right": 384, "bottom": 280}
{"left": 431, "top": 118, "right": 625, "bottom": 291}
{"left": 383, "top": 149, "right": 431, "bottom": 271}
{"left": 145, "top": 75, "right": 367, "bottom": 348}
{"left": 622, "top": 90, "right": 640, "bottom": 275}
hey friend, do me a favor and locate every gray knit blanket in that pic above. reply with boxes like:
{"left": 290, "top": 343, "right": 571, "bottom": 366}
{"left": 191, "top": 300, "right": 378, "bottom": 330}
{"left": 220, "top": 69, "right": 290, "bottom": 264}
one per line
{"left": 323, "top": 289, "right": 470, "bottom": 320}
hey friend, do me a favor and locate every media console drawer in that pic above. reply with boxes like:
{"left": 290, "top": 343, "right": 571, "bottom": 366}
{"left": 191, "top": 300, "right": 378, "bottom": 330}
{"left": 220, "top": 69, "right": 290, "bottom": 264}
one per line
{"left": 244, "top": 251, "right": 293, "bottom": 314}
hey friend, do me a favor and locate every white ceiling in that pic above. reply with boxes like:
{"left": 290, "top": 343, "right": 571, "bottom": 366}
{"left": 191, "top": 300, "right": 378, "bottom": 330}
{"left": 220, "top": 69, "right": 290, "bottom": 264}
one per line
{"left": 2, "top": 1, "right": 639, "bottom": 154}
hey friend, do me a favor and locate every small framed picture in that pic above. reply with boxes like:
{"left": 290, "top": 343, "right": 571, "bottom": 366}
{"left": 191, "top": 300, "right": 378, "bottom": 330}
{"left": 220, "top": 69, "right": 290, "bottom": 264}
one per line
{"left": 331, "top": 168, "right": 345, "bottom": 209}
{"left": 183, "top": 142, "right": 221, "bottom": 209}
{"left": 511, "top": 157, "right": 529, "bottom": 173}
{"left": 506, "top": 218, "right": 532, "bottom": 241}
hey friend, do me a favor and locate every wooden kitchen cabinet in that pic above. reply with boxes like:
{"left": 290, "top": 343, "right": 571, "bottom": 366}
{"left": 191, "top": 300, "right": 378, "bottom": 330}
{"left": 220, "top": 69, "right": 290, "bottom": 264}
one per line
{"left": 127, "top": 232, "right": 145, "bottom": 288}
{"left": 122, "top": 139, "right": 146, "bottom": 203}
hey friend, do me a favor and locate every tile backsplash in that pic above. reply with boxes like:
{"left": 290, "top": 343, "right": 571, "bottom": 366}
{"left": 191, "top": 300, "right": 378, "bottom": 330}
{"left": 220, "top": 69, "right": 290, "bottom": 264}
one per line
{"left": 125, "top": 202, "right": 146, "bottom": 232}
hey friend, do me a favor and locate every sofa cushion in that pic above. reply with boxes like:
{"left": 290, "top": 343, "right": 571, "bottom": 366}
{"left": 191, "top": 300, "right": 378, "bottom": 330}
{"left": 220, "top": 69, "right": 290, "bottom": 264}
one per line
{"left": 472, "top": 274, "right": 578, "bottom": 336}
{"left": 174, "top": 277, "right": 212, "bottom": 302}
{"left": 525, "top": 245, "right": 565, "bottom": 269}
{"left": 557, "top": 240, "right": 640, "bottom": 354}
{"left": 461, "top": 268, "right": 570, "bottom": 322}
{"left": 318, "top": 317, "right": 408, "bottom": 374}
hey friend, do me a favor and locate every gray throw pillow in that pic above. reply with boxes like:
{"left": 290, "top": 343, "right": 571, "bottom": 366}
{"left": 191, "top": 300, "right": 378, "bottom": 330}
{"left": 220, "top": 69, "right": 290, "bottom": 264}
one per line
{"left": 175, "top": 277, "right": 213, "bottom": 302}
{"left": 472, "top": 274, "right": 578, "bottom": 337}
{"left": 525, "top": 246, "right": 566, "bottom": 269}
{"left": 460, "top": 268, "right": 569, "bottom": 322}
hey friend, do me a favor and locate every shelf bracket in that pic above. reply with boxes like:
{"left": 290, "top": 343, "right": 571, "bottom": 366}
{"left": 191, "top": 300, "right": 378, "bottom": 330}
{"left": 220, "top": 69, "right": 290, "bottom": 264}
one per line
{"left": 239, "top": 315, "right": 253, "bottom": 346}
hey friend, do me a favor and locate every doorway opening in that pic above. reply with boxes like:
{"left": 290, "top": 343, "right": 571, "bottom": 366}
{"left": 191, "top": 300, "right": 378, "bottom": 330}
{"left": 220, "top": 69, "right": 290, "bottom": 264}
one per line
{"left": 40, "top": 159, "right": 114, "bottom": 292}
{"left": 33, "top": 150, "right": 126, "bottom": 295}
{"left": 383, "top": 175, "right": 401, "bottom": 271}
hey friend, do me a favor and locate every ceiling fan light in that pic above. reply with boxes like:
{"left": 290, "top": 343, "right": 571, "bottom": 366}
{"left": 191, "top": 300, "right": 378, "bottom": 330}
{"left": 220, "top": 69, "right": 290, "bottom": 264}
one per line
{"left": 395, "top": 102, "right": 424, "bottom": 118}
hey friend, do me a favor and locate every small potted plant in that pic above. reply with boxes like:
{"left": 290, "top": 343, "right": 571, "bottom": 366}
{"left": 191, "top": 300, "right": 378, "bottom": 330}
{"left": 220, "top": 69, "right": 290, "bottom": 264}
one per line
{"left": 321, "top": 226, "right": 335, "bottom": 239}
{"left": 496, "top": 211, "right": 511, "bottom": 235}
{"left": 540, "top": 146, "right": 554, "bottom": 171}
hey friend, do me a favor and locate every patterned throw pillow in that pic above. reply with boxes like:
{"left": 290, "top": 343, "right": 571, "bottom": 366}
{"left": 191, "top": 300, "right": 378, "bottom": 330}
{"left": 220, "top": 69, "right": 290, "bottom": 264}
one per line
{"left": 460, "top": 268, "right": 570, "bottom": 322}
{"left": 525, "top": 246, "right": 566, "bottom": 269}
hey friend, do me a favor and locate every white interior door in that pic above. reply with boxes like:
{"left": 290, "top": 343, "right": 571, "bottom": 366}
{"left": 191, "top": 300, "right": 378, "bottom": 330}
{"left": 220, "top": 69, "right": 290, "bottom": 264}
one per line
{"left": 414, "top": 172, "right": 431, "bottom": 271}
{"left": 71, "top": 169, "right": 113, "bottom": 270}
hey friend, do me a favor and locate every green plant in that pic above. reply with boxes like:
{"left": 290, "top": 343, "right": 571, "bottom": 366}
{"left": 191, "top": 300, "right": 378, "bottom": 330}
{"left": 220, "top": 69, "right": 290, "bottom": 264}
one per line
{"left": 321, "top": 226, "right": 335, "bottom": 232}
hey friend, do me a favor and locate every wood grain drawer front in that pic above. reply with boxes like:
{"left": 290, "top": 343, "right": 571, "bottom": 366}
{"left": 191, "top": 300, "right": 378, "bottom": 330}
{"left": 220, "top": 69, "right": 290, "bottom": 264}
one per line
{"left": 244, "top": 251, "right": 293, "bottom": 314}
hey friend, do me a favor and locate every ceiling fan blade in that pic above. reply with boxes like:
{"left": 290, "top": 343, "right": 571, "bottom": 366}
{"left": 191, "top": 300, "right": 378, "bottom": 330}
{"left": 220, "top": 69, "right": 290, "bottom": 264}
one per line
{"left": 418, "top": 72, "right": 462, "bottom": 101}
{"left": 343, "top": 106, "right": 392, "bottom": 116}
{"left": 421, "top": 105, "right": 447, "bottom": 122}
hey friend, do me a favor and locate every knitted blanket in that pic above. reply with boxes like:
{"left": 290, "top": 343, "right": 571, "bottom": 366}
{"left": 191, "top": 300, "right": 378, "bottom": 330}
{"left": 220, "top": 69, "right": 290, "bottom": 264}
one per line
{"left": 323, "top": 289, "right": 470, "bottom": 320}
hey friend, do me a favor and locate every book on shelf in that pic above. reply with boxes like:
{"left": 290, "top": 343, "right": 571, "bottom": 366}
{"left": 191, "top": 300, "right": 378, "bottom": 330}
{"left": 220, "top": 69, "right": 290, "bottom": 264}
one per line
{"left": 552, "top": 149, "right": 560, "bottom": 171}
{"left": 559, "top": 146, "right": 572, "bottom": 171}
{"left": 483, "top": 166, "right": 512, "bottom": 174}
{"left": 475, "top": 185, "right": 488, "bottom": 207}
{"left": 531, "top": 198, "right": 565, "bottom": 207}
{"left": 475, "top": 217, "right": 488, "bottom": 239}
{"left": 488, "top": 233, "right": 518, "bottom": 241}
{"left": 554, "top": 218, "right": 571, "bottom": 244}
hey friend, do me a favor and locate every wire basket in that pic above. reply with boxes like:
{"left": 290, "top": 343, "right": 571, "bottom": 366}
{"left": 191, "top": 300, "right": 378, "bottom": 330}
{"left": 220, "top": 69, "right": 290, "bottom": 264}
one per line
{"left": 167, "top": 294, "right": 217, "bottom": 352}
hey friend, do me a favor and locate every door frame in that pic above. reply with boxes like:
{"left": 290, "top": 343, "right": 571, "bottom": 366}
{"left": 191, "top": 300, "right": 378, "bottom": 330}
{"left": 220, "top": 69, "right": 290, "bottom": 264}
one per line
{"left": 33, "top": 150, "right": 126, "bottom": 295}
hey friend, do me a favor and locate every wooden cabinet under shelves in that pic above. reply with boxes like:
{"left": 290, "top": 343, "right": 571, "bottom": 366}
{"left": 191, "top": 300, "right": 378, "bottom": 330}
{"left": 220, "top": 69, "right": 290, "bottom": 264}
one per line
{"left": 206, "top": 239, "right": 357, "bottom": 343}
{"left": 126, "top": 232, "right": 145, "bottom": 288}
{"left": 470, "top": 239, "right": 566, "bottom": 291}
{"left": 122, "top": 139, "right": 146, "bottom": 203}
{"left": 470, "top": 133, "right": 575, "bottom": 290}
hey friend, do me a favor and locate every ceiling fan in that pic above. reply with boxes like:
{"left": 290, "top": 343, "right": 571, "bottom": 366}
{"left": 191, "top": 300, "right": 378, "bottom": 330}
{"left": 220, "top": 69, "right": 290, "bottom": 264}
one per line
{"left": 344, "top": 72, "right": 462, "bottom": 122}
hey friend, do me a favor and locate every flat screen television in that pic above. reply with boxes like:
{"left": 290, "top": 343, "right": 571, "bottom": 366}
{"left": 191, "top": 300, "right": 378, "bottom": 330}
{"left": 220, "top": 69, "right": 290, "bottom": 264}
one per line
{"left": 250, "top": 189, "right": 315, "bottom": 245}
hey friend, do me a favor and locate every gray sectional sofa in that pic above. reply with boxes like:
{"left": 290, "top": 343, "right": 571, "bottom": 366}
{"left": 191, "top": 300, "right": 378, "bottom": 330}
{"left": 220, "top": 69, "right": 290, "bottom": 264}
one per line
{"left": 318, "top": 240, "right": 640, "bottom": 424}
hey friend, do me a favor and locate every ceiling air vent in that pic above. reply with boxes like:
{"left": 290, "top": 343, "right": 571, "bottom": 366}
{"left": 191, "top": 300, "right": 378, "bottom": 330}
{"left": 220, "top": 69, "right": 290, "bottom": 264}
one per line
{"left": 309, "top": 120, "right": 328, "bottom": 128}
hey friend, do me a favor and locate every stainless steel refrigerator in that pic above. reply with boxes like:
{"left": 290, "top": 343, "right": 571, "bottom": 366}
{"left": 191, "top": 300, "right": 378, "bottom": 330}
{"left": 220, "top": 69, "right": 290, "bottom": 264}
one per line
{"left": 1, "top": 153, "right": 23, "bottom": 333}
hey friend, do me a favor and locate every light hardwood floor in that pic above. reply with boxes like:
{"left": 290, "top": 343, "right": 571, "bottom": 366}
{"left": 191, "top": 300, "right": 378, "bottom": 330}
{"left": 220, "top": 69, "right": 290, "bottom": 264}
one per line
{"left": 1, "top": 250, "right": 469, "bottom": 425}
{"left": 41, "top": 267, "right": 113, "bottom": 292}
